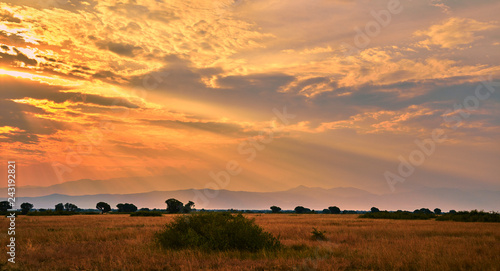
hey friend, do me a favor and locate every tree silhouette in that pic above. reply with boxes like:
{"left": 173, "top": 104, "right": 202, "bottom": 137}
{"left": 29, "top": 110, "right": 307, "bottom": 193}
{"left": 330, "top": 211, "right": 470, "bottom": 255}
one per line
{"left": 165, "top": 198, "right": 184, "bottom": 214}
{"left": 116, "top": 203, "right": 137, "bottom": 212}
{"left": 434, "top": 208, "right": 442, "bottom": 215}
{"left": 183, "top": 201, "right": 195, "bottom": 213}
{"left": 328, "top": 206, "right": 341, "bottom": 214}
{"left": 414, "top": 208, "right": 432, "bottom": 214}
{"left": 370, "top": 207, "right": 380, "bottom": 213}
{"left": 64, "top": 203, "right": 78, "bottom": 212}
{"left": 0, "top": 201, "right": 12, "bottom": 212}
{"left": 20, "top": 202, "right": 33, "bottom": 214}
{"left": 96, "top": 202, "right": 111, "bottom": 214}
{"left": 294, "top": 206, "right": 311, "bottom": 214}
{"left": 55, "top": 203, "right": 64, "bottom": 211}
{"left": 270, "top": 206, "right": 282, "bottom": 213}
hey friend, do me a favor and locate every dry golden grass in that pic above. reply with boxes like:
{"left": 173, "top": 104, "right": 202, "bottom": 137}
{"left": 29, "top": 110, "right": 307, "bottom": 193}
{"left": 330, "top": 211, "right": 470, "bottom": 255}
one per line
{"left": 1, "top": 214, "right": 499, "bottom": 270}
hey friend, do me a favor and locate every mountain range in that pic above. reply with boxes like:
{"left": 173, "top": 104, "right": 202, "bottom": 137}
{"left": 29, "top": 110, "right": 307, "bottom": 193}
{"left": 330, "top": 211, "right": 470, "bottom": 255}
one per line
{"left": 2, "top": 180, "right": 498, "bottom": 211}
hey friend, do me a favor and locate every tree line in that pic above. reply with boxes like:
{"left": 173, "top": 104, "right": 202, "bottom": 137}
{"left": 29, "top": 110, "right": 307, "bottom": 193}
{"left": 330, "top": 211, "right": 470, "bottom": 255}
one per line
{"left": 0, "top": 198, "right": 196, "bottom": 214}
{"left": 0, "top": 200, "right": 469, "bottom": 216}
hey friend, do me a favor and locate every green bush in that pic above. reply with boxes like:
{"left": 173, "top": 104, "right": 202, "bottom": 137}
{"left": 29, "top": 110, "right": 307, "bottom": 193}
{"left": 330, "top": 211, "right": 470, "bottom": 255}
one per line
{"left": 310, "top": 228, "right": 327, "bottom": 241}
{"left": 436, "top": 210, "right": 500, "bottom": 222}
{"left": 156, "top": 212, "right": 281, "bottom": 252}
{"left": 359, "top": 211, "right": 435, "bottom": 220}
{"left": 130, "top": 211, "right": 163, "bottom": 217}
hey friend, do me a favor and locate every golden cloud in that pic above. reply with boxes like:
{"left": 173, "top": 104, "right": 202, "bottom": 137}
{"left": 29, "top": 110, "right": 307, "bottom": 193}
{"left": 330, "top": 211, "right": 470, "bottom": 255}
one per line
{"left": 415, "top": 17, "right": 498, "bottom": 49}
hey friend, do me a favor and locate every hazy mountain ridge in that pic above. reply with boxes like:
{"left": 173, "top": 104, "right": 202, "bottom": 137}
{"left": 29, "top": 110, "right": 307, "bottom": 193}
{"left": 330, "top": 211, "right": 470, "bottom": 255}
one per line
{"left": 5, "top": 186, "right": 499, "bottom": 211}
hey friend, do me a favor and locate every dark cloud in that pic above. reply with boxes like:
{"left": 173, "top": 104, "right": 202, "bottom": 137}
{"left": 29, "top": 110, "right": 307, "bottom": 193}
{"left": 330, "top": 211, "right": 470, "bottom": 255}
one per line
{"left": 0, "top": 76, "right": 139, "bottom": 109}
{"left": 144, "top": 119, "right": 257, "bottom": 136}
{"left": 92, "top": 70, "right": 129, "bottom": 83}
{"left": 0, "top": 47, "right": 38, "bottom": 66}
{"left": 96, "top": 41, "right": 142, "bottom": 57}
{"left": 0, "top": 10, "right": 21, "bottom": 23}
{"left": 0, "top": 76, "right": 141, "bottom": 143}
{"left": 127, "top": 55, "right": 304, "bottom": 120}
{"left": 125, "top": 54, "right": 499, "bottom": 131}
{"left": 0, "top": 99, "right": 61, "bottom": 144}
{"left": 0, "top": 31, "right": 29, "bottom": 47}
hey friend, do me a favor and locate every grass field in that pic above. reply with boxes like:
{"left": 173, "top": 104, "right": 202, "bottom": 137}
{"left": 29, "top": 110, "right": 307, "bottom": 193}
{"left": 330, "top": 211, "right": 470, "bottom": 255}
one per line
{"left": 1, "top": 214, "right": 499, "bottom": 270}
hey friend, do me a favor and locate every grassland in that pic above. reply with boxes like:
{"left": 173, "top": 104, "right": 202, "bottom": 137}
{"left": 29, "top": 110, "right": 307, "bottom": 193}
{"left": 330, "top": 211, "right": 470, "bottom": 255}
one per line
{"left": 1, "top": 214, "right": 499, "bottom": 270}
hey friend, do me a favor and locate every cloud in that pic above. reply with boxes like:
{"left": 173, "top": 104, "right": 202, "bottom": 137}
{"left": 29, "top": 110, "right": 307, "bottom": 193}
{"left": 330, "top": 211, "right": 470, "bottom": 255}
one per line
{"left": 0, "top": 99, "right": 61, "bottom": 143}
{"left": 144, "top": 119, "right": 257, "bottom": 137}
{"left": 96, "top": 41, "right": 143, "bottom": 57}
{"left": 0, "top": 9, "right": 21, "bottom": 23}
{"left": 0, "top": 47, "right": 38, "bottom": 66}
{"left": 415, "top": 17, "right": 498, "bottom": 49}
{"left": 0, "top": 75, "right": 139, "bottom": 108}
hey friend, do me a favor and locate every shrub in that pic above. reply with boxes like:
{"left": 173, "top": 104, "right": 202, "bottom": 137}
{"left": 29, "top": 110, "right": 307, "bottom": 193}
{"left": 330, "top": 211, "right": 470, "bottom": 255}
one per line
{"left": 270, "top": 206, "right": 282, "bottom": 213}
{"left": 294, "top": 206, "right": 311, "bottom": 214}
{"left": 359, "top": 211, "right": 435, "bottom": 220}
{"left": 130, "top": 211, "right": 163, "bottom": 217}
{"left": 342, "top": 210, "right": 358, "bottom": 214}
{"left": 328, "top": 206, "right": 341, "bottom": 214}
{"left": 436, "top": 210, "right": 500, "bottom": 222}
{"left": 310, "top": 228, "right": 327, "bottom": 241}
{"left": 117, "top": 203, "right": 137, "bottom": 212}
{"left": 156, "top": 212, "right": 281, "bottom": 252}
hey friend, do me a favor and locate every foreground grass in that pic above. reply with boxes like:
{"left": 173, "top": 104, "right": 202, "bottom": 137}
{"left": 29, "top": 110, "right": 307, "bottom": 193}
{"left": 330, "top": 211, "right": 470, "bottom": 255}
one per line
{"left": 0, "top": 214, "right": 498, "bottom": 270}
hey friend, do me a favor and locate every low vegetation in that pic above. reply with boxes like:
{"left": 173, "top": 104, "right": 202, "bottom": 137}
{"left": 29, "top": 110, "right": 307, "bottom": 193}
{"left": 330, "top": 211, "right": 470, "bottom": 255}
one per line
{"left": 436, "top": 210, "right": 500, "bottom": 222}
{"left": 156, "top": 212, "right": 281, "bottom": 252}
{"left": 359, "top": 210, "right": 436, "bottom": 220}
{"left": 310, "top": 227, "right": 328, "bottom": 241}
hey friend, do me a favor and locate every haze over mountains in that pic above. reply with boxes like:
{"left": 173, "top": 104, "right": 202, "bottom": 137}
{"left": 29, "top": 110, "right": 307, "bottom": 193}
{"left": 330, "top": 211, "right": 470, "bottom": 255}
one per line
{"left": 3, "top": 178, "right": 498, "bottom": 211}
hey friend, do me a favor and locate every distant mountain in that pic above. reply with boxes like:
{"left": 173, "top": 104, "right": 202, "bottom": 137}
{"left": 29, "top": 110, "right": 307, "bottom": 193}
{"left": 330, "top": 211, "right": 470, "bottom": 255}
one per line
{"left": 0, "top": 174, "right": 209, "bottom": 197}
{"left": 6, "top": 186, "right": 499, "bottom": 211}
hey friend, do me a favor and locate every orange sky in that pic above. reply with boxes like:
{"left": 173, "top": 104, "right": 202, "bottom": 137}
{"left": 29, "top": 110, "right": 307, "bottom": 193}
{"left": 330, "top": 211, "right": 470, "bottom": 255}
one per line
{"left": 0, "top": 0, "right": 499, "bottom": 194}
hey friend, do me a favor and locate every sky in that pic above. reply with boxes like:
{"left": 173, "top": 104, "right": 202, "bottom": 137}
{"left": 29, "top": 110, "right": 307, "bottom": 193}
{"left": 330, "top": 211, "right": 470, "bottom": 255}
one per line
{"left": 0, "top": 0, "right": 499, "bottom": 195}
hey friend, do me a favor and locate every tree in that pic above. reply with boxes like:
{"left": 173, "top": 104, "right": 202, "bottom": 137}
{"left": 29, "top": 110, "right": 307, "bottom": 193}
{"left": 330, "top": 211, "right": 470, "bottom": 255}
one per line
{"left": 96, "top": 202, "right": 111, "bottom": 214}
{"left": 414, "top": 208, "right": 432, "bottom": 214}
{"left": 370, "top": 207, "right": 380, "bottom": 213}
{"left": 165, "top": 198, "right": 184, "bottom": 214}
{"left": 20, "top": 202, "right": 34, "bottom": 214}
{"left": 55, "top": 203, "right": 64, "bottom": 211}
{"left": 270, "top": 206, "right": 282, "bottom": 213}
{"left": 183, "top": 201, "right": 195, "bottom": 213}
{"left": 328, "top": 206, "right": 341, "bottom": 214}
{"left": 116, "top": 203, "right": 137, "bottom": 212}
{"left": 294, "top": 206, "right": 311, "bottom": 214}
{"left": 449, "top": 210, "right": 457, "bottom": 214}
{"left": 64, "top": 203, "right": 78, "bottom": 212}
{"left": 322, "top": 209, "right": 331, "bottom": 214}
{"left": 0, "top": 201, "right": 12, "bottom": 212}
{"left": 434, "top": 208, "right": 442, "bottom": 215}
